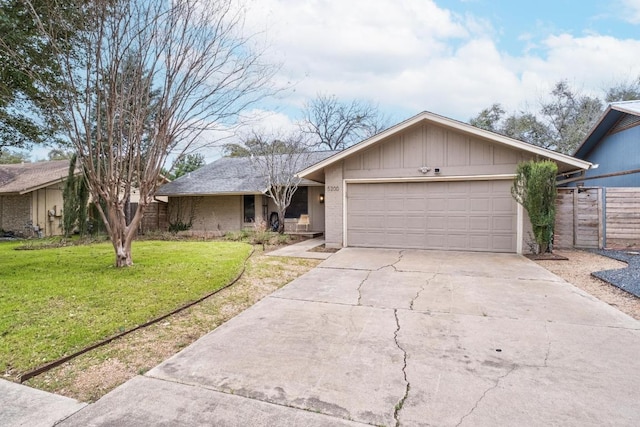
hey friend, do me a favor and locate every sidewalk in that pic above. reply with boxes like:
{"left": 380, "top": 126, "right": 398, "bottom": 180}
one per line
{"left": 0, "top": 379, "right": 85, "bottom": 427}
{"left": 265, "top": 237, "right": 335, "bottom": 260}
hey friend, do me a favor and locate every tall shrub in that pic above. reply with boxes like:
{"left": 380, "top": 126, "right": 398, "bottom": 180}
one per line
{"left": 512, "top": 160, "right": 558, "bottom": 254}
{"left": 62, "top": 154, "right": 89, "bottom": 236}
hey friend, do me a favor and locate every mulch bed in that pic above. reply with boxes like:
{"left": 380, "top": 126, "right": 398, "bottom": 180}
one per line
{"left": 592, "top": 250, "right": 640, "bottom": 298}
{"left": 308, "top": 244, "right": 340, "bottom": 253}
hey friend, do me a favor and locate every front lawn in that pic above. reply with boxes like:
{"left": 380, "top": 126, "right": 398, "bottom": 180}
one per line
{"left": 0, "top": 240, "right": 251, "bottom": 376}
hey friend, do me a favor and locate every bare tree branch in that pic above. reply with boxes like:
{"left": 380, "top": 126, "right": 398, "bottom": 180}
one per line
{"left": 301, "top": 93, "right": 388, "bottom": 151}
{"left": 246, "top": 131, "right": 311, "bottom": 233}
{"left": 14, "top": 0, "right": 278, "bottom": 266}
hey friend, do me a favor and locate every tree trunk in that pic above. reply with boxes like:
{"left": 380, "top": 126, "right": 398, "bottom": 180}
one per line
{"left": 114, "top": 238, "right": 133, "bottom": 267}
{"left": 104, "top": 199, "right": 145, "bottom": 267}
{"left": 277, "top": 209, "right": 286, "bottom": 234}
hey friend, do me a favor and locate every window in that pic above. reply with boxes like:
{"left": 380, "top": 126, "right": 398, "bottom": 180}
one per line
{"left": 243, "top": 194, "right": 255, "bottom": 223}
{"left": 285, "top": 187, "right": 308, "bottom": 218}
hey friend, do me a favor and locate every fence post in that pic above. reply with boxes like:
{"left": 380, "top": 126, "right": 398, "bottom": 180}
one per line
{"left": 600, "top": 187, "right": 606, "bottom": 248}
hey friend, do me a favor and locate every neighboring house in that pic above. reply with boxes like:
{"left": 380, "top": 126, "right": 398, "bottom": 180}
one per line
{"left": 298, "top": 111, "right": 592, "bottom": 254}
{"left": 156, "top": 151, "right": 337, "bottom": 236}
{"left": 0, "top": 160, "right": 77, "bottom": 237}
{"left": 572, "top": 100, "right": 640, "bottom": 187}
{"left": 554, "top": 100, "right": 640, "bottom": 249}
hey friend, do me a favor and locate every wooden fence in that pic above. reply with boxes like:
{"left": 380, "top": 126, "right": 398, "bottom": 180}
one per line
{"left": 605, "top": 188, "right": 640, "bottom": 247}
{"left": 555, "top": 187, "right": 640, "bottom": 249}
{"left": 127, "top": 201, "right": 169, "bottom": 234}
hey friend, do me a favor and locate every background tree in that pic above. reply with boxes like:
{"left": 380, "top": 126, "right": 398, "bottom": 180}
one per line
{"left": 301, "top": 94, "right": 388, "bottom": 151}
{"left": 511, "top": 160, "right": 558, "bottom": 254}
{"left": 605, "top": 76, "right": 640, "bottom": 102}
{"left": 0, "top": 0, "right": 80, "bottom": 151}
{"left": 170, "top": 153, "right": 206, "bottom": 180}
{"left": 246, "top": 131, "right": 311, "bottom": 233}
{"left": 0, "top": 149, "right": 30, "bottom": 164}
{"left": 14, "top": 0, "right": 276, "bottom": 266}
{"left": 47, "top": 149, "right": 73, "bottom": 161}
{"left": 223, "top": 138, "right": 294, "bottom": 157}
{"left": 470, "top": 78, "right": 640, "bottom": 154}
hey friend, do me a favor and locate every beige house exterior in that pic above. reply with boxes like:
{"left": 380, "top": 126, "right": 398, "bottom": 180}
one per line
{"left": 0, "top": 161, "right": 76, "bottom": 237}
{"left": 156, "top": 152, "right": 335, "bottom": 236}
{"left": 299, "top": 112, "right": 593, "bottom": 254}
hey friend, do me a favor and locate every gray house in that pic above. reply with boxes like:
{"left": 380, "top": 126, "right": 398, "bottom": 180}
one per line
{"left": 156, "top": 151, "right": 337, "bottom": 236}
{"left": 298, "top": 111, "right": 592, "bottom": 254}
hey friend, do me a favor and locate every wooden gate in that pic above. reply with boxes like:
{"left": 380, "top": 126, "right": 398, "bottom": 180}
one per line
{"left": 555, "top": 187, "right": 603, "bottom": 249}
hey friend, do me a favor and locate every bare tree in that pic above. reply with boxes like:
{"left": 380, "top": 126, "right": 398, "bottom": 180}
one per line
{"left": 14, "top": 0, "right": 276, "bottom": 266}
{"left": 247, "top": 132, "right": 311, "bottom": 233}
{"left": 301, "top": 94, "right": 388, "bottom": 150}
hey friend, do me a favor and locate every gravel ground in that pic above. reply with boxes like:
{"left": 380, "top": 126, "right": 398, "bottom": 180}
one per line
{"left": 593, "top": 250, "right": 640, "bottom": 298}
{"left": 535, "top": 249, "right": 640, "bottom": 320}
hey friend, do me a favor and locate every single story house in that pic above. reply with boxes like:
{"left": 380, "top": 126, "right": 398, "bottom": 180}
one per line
{"left": 0, "top": 160, "right": 76, "bottom": 237}
{"left": 298, "top": 111, "right": 592, "bottom": 254}
{"left": 156, "top": 151, "right": 337, "bottom": 236}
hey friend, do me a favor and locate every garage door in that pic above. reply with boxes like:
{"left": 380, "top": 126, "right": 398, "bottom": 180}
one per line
{"left": 346, "top": 180, "right": 517, "bottom": 252}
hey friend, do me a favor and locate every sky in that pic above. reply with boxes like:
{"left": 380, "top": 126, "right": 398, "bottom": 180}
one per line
{"left": 216, "top": 0, "right": 640, "bottom": 159}
{"left": 28, "top": 0, "right": 640, "bottom": 162}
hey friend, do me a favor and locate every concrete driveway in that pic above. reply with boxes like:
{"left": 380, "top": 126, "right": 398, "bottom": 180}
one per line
{"left": 61, "top": 248, "right": 640, "bottom": 426}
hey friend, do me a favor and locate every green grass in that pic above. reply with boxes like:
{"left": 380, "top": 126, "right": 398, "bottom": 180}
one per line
{"left": 0, "top": 240, "right": 252, "bottom": 375}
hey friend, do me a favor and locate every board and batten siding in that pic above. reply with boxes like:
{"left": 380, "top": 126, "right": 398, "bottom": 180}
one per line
{"left": 322, "top": 122, "right": 535, "bottom": 250}
{"left": 342, "top": 123, "right": 531, "bottom": 180}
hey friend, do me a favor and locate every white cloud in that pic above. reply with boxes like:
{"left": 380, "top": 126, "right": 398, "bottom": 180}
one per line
{"left": 621, "top": 0, "right": 640, "bottom": 23}
{"left": 240, "top": 0, "right": 640, "bottom": 130}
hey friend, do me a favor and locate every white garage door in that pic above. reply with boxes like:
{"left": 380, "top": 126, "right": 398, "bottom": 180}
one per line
{"left": 346, "top": 180, "right": 517, "bottom": 252}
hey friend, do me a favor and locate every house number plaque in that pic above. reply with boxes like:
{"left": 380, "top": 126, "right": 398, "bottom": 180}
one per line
{"left": 326, "top": 186, "right": 340, "bottom": 192}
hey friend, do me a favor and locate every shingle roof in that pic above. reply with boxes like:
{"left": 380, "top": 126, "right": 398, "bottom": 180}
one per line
{"left": 156, "top": 151, "right": 338, "bottom": 196}
{"left": 0, "top": 160, "right": 72, "bottom": 195}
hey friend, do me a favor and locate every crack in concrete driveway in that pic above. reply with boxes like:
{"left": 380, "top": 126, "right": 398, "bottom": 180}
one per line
{"left": 59, "top": 248, "right": 640, "bottom": 427}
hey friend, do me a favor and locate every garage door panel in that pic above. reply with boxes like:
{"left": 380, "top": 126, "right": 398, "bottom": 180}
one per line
{"left": 446, "top": 199, "right": 467, "bottom": 212}
{"left": 426, "top": 216, "right": 447, "bottom": 230}
{"left": 426, "top": 201, "right": 446, "bottom": 212}
{"left": 470, "top": 199, "right": 491, "bottom": 212}
{"left": 406, "top": 215, "right": 426, "bottom": 230}
{"left": 347, "top": 181, "right": 517, "bottom": 253}
{"left": 469, "top": 235, "right": 491, "bottom": 250}
{"left": 446, "top": 234, "right": 469, "bottom": 249}
{"left": 447, "top": 216, "right": 468, "bottom": 232}
{"left": 493, "top": 216, "right": 514, "bottom": 232}
{"left": 492, "top": 198, "right": 513, "bottom": 213}
{"left": 470, "top": 217, "right": 490, "bottom": 231}
{"left": 492, "top": 235, "right": 515, "bottom": 252}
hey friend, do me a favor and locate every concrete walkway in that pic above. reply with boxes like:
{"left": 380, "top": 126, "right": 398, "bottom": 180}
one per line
{"left": 0, "top": 379, "right": 85, "bottom": 427}
{"left": 265, "top": 237, "right": 333, "bottom": 259}
{"left": 8, "top": 249, "right": 640, "bottom": 426}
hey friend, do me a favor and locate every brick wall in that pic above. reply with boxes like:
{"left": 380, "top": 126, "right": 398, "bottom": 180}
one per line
{"left": 0, "top": 194, "right": 32, "bottom": 236}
